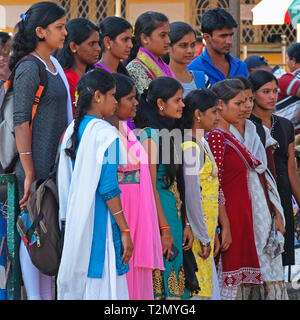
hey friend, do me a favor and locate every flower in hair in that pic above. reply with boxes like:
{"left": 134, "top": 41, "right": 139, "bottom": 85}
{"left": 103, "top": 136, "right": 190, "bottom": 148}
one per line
{"left": 20, "top": 13, "right": 27, "bottom": 21}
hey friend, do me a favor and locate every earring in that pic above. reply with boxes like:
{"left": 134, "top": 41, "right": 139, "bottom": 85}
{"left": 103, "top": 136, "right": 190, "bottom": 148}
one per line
{"left": 107, "top": 46, "right": 111, "bottom": 50}
{"left": 159, "top": 106, "right": 164, "bottom": 111}
{"left": 197, "top": 117, "right": 201, "bottom": 123}
{"left": 72, "top": 50, "right": 77, "bottom": 54}
{"left": 144, "top": 41, "right": 148, "bottom": 45}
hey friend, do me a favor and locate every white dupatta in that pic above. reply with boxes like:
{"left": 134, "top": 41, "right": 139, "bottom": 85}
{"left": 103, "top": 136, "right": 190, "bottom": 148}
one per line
{"left": 230, "top": 120, "right": 285, "bottom": 223}
{"left": 57, "top": 118, "right": 119, "bottom": 300}
{"left": 50, "top": 56, "right": 73, "bottom": 125}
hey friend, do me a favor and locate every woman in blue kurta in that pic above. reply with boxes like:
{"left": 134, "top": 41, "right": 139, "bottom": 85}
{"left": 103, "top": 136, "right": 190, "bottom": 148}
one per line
{"left": 57, "top": 68, "right": 133, "bottom": 300}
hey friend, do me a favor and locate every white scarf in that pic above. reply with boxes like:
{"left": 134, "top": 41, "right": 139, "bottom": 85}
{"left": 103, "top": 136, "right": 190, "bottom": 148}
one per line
{"left": 57, "top": 118, "right": 120, "bottom": 300}
{"left": 230, "top": 120, "right": 285, "bottom": 223}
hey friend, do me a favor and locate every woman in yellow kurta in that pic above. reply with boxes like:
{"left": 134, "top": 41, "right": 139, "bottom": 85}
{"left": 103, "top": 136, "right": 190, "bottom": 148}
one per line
{"left": 182, "top": 88, "right": 221, "bottom": 299}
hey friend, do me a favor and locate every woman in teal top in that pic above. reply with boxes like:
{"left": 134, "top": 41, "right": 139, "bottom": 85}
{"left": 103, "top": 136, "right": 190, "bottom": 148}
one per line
{"left": 135, "top": 77, "right": 194, "bottom": 300}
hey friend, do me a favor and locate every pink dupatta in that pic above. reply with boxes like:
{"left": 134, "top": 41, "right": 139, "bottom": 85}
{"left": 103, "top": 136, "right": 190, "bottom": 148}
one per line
{"left": 118, "top": 121, "right": 164, "bottom": 270}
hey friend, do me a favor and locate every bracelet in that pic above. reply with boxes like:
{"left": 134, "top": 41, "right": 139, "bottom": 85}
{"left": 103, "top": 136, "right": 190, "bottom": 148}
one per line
{"left": 121, "top": 229, "right": 130, "bottom": 233}
{"left": 19, "top": 152, "right": 32, "bottom": 155}
{"left": 160, "top": 225, "right": 170, "bottom": 230}
{"left": 112, "top": 209, "right": 123, "bottom": 216}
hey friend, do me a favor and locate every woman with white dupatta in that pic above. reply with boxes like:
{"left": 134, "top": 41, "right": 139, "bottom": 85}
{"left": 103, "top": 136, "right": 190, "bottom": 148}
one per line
{"left": 57, "top": 68, "right": 133, "bottom": 300}
{"left": 230, "top": 76, "right": 288, "bottom": 300}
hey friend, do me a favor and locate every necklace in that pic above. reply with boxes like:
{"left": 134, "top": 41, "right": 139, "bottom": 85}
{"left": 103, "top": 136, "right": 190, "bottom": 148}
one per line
{"left": 34, "top": 50, "right": 55, "bottom": 72}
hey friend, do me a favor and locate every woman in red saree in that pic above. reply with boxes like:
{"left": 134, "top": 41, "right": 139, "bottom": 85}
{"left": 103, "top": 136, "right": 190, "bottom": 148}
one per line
{"left": 206, "top": 79, "right": 262, "bottom": 300}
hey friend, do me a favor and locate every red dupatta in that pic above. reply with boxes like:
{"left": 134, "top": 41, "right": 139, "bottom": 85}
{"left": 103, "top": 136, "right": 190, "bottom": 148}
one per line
{"left": 217, "top": 129, "right": 261, "bottom": 170}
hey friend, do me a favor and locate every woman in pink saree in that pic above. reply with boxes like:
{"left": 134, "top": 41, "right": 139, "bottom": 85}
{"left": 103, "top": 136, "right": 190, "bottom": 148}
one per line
{"left": 106, "top": 73, "right": 164, "bottom": 300}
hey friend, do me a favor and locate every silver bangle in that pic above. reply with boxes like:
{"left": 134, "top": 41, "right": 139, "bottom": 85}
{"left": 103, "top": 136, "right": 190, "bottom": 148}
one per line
{"left": 112, "top": 209, "right": 123, "bottom": 216}
{"left": 19, "top": 152, "right": 32, "bottom": 155}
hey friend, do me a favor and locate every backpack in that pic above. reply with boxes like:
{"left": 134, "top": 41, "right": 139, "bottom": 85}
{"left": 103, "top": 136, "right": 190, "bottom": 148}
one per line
{"left": 16, "top": 153, "right": 62, "bottom": 276}
{"left": 0, "top": 55, "right": 48, "bottom": 173}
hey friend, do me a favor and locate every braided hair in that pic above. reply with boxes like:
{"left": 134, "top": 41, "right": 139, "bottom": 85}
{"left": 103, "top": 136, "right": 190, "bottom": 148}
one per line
{"left": 65, "top": 68, "right": 116, "bottom": 160}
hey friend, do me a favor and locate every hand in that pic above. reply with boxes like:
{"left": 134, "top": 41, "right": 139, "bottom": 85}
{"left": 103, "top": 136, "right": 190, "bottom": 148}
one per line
{"left": 275, "top": 213, "right": 285, "bottom": 235}
{"left": 121, "top": 232, "right": 134, "bottom": 265}
{"left": 182, "top": 225, "right": 193, "bottom": 251}
{"left": 220, "top": 226, "right": 232, "bottom": 252}
{"left": 161, "top": 228, "right": 174, "bottom": 261}
{"left": 19, "top": 173, "right": 35, "bottom": 210}
{"left": 213, "top": 232, "right": 221, "bottom": 258}
{"left": 198, "top": 242, "right": 211, "bottom": 260}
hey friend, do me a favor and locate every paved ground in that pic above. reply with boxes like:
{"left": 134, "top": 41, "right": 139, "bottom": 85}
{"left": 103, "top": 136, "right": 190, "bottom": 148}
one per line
{"left": 285, "top": 248, "right": 300, "bottom": 299}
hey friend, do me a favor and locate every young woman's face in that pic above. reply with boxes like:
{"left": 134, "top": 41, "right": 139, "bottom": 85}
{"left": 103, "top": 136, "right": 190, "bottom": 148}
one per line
{"left": 240, "top": 89, "right": 254, "bottom": 119}
{"left": 253, "top": 80, "right": 278, "bottom": 111}
{"left": 159, "top": 89, "right": 185, "bottom": 119}
{"left": 169, "top": 32, "right": 196, "bottom": 66}
{"left": 198, "top": 105, "right": 220, "bottom": 131}
{"left": 39, "top": 16, "right": 68, "bottom": 50}
{"left": 99, "top": 87, "right": 118, "bottom": 117}
{"left": 142, "top": 22, "right": 171, "bottom": 58}
{"left": 73, "top": 30, "right": 100, "bottom": 66}
{"left": 109, "top": 28, "right": 133, "bottom": 60}
{"left": 116, "top": 87, "right": 139, "bottom": 120}
{"left": 220, "top": 91, "right": 245, "bottom": 125}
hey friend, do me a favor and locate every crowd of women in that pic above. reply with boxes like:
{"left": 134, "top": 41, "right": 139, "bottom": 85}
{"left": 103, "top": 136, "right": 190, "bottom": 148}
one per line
{"left": 8, "top": 1, "right": 300, "bottom": 300}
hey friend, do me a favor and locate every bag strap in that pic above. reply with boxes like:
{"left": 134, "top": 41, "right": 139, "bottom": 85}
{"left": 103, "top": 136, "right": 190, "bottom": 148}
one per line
{"left": 4, "top": 55, "right": 48, "bottom": 129}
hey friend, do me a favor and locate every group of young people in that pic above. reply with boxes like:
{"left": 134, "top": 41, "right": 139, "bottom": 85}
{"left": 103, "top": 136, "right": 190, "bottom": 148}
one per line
{"left": 8, "top": 1, "right": 300, "bottom": 300}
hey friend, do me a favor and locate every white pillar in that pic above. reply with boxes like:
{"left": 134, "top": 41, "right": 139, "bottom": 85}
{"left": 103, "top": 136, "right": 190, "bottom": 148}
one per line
{"left": 115, "top": 0, "right": 122, "bottom": 17}
{"left": 297, "top": 24, "right": 300, "bottom": 42}
{"left": 0, "top": 6, "right": 6, "bottom": 30}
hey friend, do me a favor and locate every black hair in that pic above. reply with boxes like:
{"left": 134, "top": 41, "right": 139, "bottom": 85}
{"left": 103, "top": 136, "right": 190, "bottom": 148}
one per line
{"left": 201, "top": 7, "right": 237, "bottom": 35}
{"left": 65, "top": 68, "right": 116, "bottom": 160}
{"left": 248, "top": 70, "right": 278, "bottom": 92}
{"left": 182, "top": 88, "right": 218, "bottom": 129}
{"left": 230, "top": 75, "right": 253, "bottom": 90}
{"left": 287, "top": 43, "right": 300, "bottom": 64}
{"left": 9, "top": 1, "right": 66, "bottom": 70}
{"left": 112, "top": 73, "right": 136, "bottom": 103}
{"left": 211, "top": 78, "right": 245, "bottom": 103}
{"left": 162, "top": 21, "right": 196, "bottom": 64}
{"left": 125, "top": 11, "right": 169, "bottom": 65}
{"left": 0, "top": 32, "right": 11, "bottom": 46}
{"left": 99, "top": 16, "right": 132, "bottom": 75}
{"left": 135, "top": 77, "right": 183, "bottom": 188}
{"left": 55, "top": 18, "right": 99, "bottom": 70}
{"left": 136, "top": 76, "right": 183, "bottom": 122}
{"left": 169, "top": 21, "right": 195, "bottom": 45}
